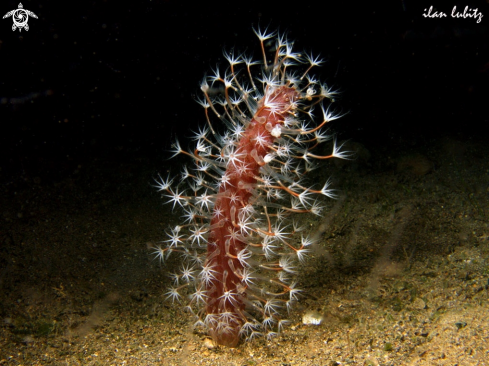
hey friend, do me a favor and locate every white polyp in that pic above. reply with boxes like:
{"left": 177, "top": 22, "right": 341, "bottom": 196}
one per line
{"left": 271, "top": 125, "right": 282, "bottom": 138}
{"left": 230, "top": 205, "right": 237, "bottom": 226}
{"left": 263, "top": 154, "right": 274, "bottom": 163}
{"left": 250, "top": 149, "right": 265, "bottom": 165}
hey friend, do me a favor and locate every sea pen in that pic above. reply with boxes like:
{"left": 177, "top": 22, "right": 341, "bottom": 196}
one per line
{"left": 153, "top": 27, "right": 349, "bottom": 347}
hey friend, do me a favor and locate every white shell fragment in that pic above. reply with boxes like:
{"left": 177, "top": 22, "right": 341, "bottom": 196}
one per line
{"left": 302, "top": 310, "right": 324, "bottom": 325}
{"left": 203, "top": 337, "right": 216, "bottom": 349}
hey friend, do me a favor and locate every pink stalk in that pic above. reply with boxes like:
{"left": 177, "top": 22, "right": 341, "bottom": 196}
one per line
{"left": 206, "top": 86, "right": 301, "bottom": 346}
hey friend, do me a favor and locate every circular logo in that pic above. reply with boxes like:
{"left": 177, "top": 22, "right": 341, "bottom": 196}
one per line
{"left": 12, "top": 9, "right": 28, "bottom": 28}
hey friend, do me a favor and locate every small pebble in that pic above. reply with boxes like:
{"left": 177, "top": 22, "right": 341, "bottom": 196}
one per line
{"left": 302, "top": 310, "right": 324, "bottom": 325}
{"left": 22, "top": 335, "right": 35, "bottom": 344}
{"left": 455, "top": 321, "right": 467, "bottom": 329}
{"left": 413, "top": 298, "right": 426, "bottom": 310}
{"left": 203, "top": 337, "right": 216, "bottom": 349}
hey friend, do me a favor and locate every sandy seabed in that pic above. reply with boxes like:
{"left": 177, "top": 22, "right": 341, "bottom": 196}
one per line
{"left": 1, "top": 135, "right": 488, "bottom": 365}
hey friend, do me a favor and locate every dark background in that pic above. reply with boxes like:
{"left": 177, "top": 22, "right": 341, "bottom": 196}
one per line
{"left": 1, "top": 0, "right": 488, "bottom": 185}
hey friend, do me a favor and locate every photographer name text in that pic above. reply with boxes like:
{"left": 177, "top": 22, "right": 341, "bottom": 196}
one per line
{"left": 423, "top": 5, "right": 483, "bottom": 23}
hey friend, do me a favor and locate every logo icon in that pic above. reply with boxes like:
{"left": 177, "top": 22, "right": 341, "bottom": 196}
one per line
{"left": 3, "top": 3, "right": 37, "bottom": 32}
